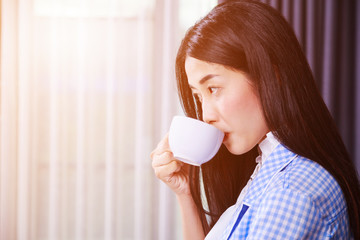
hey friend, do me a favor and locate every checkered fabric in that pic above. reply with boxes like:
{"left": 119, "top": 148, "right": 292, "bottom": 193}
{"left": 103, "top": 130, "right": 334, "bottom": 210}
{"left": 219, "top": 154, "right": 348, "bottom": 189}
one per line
{"left": 221, "top": 143, "right": 352, "bottom": 239}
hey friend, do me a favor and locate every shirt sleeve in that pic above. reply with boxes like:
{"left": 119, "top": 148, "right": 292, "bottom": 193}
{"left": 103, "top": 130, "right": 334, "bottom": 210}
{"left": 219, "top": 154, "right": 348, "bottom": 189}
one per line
{"left": 246, "top": 188, "right": 325, "bottom": 239}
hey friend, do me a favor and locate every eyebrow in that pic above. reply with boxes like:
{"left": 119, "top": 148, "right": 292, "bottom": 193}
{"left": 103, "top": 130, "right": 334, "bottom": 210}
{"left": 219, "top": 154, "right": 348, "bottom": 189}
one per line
{"left": 189, "top": 74, "right": 219, "bottom": 89}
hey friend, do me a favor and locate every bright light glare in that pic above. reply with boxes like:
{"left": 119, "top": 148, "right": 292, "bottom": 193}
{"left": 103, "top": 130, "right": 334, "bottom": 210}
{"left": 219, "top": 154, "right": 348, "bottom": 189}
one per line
{"left": 179, "top": 0, "right": 217, "bottom": 30}
{"left": 34, "top": 0, "right": 155, "bottom": 17}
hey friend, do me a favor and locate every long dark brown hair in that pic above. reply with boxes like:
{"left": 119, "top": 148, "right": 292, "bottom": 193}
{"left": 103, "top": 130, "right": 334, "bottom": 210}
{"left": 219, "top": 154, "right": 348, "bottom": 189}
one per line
{"left": 175, "top": 0, "right": 360, "bottom": 237}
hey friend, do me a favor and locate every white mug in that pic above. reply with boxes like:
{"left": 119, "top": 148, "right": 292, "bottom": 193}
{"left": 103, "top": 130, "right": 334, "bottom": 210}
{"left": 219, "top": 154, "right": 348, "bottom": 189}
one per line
{"left": 168, "top": 116, "right": 224, "bottom": 166}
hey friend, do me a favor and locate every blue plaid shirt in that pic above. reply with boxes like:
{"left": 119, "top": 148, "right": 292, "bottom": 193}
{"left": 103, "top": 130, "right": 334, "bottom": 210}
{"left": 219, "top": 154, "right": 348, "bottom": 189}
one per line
{"left": 221, "top": 143, "right": 351, "bottom": 239}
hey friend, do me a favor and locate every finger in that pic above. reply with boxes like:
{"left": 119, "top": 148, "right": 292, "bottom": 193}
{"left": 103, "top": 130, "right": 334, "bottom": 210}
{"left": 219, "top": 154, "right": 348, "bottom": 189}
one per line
{"left": 150, "top": 133, "right": 171, "bottom": 160}
{"left": 156, "top": 133, "right": 170, "bottom": 151}
{"left": 154, "top": 160, "right": 182, "bottom": 180}
{"left": 152, "top": 151, "right": 175, "bottom": 168}
{"left": 150, "top": 149, "right": 157, "bottom": 160}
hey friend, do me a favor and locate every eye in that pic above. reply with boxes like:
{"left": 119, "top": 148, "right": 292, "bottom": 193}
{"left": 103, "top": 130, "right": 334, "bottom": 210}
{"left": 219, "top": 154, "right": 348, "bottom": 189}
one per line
{"left": 208, "top": 87, "right": 219, "bottom": 94}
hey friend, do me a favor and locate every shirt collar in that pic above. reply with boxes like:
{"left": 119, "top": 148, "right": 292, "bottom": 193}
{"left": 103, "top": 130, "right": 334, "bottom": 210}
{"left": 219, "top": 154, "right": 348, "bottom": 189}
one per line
{"left": 244, "top": 136, "right": 298, "bottom": 205}
{"left": 257, "top": 132, "right": 280, "bottom": 164}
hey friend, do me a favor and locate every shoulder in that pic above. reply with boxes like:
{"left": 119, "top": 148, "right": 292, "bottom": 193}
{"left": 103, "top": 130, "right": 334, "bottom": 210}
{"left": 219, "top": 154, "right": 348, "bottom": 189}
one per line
{"left": 253, "top": 156, "right": 350, "bottom": 238}
{"left": 247, "top": 185, "right": 350, "bottom": 239}
{"left": 276, "top": 156, "right": 347, "bottom": 217}
{"left": 247, "top": 187, "right": 323, "bottom": 239}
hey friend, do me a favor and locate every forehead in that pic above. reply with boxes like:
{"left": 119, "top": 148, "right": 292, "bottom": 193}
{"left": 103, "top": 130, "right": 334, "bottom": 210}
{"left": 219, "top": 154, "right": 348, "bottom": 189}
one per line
{"left": 185, "top": 56, "right": 256, "bottom": 92}
{"left": 185, "top": 57, "right": 222, "bottom": 74}
{"left": 185, "top": 57, "right": 224, "bottom": 84}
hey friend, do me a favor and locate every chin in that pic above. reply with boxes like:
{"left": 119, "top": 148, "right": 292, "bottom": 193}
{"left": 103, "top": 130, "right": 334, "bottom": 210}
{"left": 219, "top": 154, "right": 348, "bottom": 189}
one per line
{"left": 225, "top": 144, "right": 254, "bottom": 155}
{"left": 225, "top": 145, "right": 252, "bottom": 155}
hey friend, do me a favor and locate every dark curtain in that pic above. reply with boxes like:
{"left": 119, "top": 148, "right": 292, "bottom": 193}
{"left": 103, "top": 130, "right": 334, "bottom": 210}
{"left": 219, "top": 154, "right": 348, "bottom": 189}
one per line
{"left": 218, "top": 0, "right": 360, "bottom": 175}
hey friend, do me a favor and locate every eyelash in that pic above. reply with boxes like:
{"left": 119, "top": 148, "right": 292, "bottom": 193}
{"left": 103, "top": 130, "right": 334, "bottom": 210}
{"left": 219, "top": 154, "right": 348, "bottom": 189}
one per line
{"left": 208, "top": 87, "right": 218, "bottom": 94}
{"left": 193, "top": 87, "right": 219, "bottom": 103}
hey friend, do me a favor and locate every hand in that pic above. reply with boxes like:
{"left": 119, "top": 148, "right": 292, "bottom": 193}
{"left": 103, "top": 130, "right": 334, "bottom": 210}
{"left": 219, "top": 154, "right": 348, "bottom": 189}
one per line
{"left": 151, "top": 133, "right": 191, "bottom": 196}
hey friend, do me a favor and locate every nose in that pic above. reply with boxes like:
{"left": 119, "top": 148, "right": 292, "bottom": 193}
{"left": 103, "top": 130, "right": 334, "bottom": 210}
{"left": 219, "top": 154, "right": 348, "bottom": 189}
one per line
{"left": 202, "top": 99, "right": 217, "bottom": 124}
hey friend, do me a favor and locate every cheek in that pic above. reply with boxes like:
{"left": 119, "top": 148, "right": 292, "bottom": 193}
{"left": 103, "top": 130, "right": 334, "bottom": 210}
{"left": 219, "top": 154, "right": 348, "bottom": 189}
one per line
{"left": 221, "top": 92, "right": 254, "bottom": 116}
{"left": 220, "top": 91, "right": 265, "bottom": 127}
{"left": 220, "top": 97, "right": 241, "bottom": 117}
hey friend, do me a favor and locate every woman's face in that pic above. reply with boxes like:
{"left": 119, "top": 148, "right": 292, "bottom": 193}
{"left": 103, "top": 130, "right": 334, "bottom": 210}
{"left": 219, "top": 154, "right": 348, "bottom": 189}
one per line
{"left": 185, "top": 56, "right": 269, "bottom": 155}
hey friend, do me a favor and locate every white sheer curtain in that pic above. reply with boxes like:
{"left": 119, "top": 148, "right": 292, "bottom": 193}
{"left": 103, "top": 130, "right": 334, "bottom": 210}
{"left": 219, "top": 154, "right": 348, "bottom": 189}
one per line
{"left": 0, "top": 0, "right": 216, "bottom": 239}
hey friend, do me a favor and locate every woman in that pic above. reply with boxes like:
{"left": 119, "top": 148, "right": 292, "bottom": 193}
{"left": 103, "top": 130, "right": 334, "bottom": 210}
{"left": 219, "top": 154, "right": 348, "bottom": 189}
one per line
{"left": 151, "top": 0, "right": 360, "bottom": 239}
